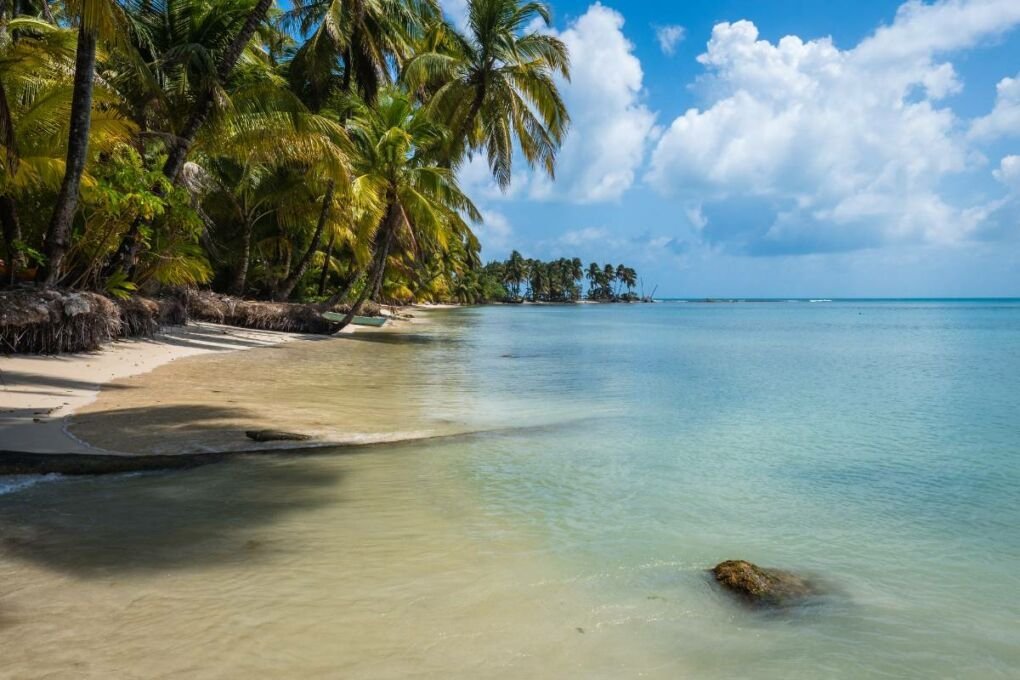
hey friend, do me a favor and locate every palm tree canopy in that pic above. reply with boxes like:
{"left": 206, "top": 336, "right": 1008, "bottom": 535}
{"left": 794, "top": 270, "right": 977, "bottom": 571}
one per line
{"left": 403, "top": 0, "right": 569, "bottom": 189}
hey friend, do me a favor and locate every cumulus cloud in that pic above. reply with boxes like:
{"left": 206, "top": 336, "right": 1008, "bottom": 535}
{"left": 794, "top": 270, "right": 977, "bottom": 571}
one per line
{"left": 970, "top": 73, "right": 1020, "bottom": 140}
{"left": 655, "top": 24, "right": 685, "bottom": 55}
{"left": 647, "top": 0, "right": 1020, "bottom": 255}
{"left": 476, "top": 210, "right": 514, "bottom": 254}
{"left": 530, "top": 3, "right": 656, "bottom": 203}
{"left": 558, "top": 227, "right": 610, "bottom": 246}
{"left": 994, "top": 156, "right": 1020, "bottom": 191}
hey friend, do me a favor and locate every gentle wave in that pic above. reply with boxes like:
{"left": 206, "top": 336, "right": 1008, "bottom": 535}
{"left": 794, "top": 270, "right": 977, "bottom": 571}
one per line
{"left": 0, "top": 473, "right": 64, "bottom": 496}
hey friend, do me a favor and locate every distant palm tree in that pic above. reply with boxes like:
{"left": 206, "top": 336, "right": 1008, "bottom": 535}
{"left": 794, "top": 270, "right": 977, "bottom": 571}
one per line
{"left": 620, "top": 266, "right": 637, "bottom": 297}
{"left": 603, "top": 263, "right": 616, "bottom": 299}
{"left": 586, "top": 262, "right": 600, "bottom": 299}
{"left": 506, "top": 249, "right": 525, "bottom": 299}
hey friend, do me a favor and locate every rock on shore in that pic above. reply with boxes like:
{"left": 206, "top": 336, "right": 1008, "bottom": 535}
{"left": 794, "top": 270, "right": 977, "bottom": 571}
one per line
{"left": 711, "top": 560, "right": 822, "bottom": 607}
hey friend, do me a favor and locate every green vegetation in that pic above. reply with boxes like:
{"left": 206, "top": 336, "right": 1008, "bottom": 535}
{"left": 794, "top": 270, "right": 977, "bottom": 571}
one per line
{"left": 470, "top": 250, "right": 640, "bottom": 303}
{"left": 0, "top": 0, "right": 574, "bottom": 323}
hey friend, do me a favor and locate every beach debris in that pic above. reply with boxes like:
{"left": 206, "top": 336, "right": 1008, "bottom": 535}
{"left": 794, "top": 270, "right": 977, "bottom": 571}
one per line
{"left": 245, "top": 430, "right": 312, "bottom": 443}
{"left": 711, "top": 560, "right": 822, "bottom": 607}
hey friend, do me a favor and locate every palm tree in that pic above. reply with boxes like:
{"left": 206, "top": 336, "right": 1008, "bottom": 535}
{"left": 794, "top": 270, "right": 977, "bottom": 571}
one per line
{"left": 505, "top": 248, "right": 525, "bottom": 299}
{"left": 403, "top": 0, "right": 569, "bottom": 188}
{"left": 569, "top": 257, "right": 582, "bottom": 300}
{"left": 586, "top": 261, "right": 600, "bottom": 299}
{"left": 332, "top": 90, "right": 479, "bottom": 328}
{"left": 41, "top": 0, "right": 127, "bottom": 284}
{"left": 286, "top": 0, "right": 438, "bottom": 106}
{"left": 620, "top": 266, "right": 637, "bottom": 297}
{"left": 104, "top": 0, "right": 279, "bottom": 278}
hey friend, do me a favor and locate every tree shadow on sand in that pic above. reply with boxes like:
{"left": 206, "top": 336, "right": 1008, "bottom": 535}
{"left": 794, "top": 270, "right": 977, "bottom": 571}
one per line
{"left": 67, "top": 403, "right": 287, "bottom": 455}
{"left": 0, "top": 454, "right": 347, "bottom": 577}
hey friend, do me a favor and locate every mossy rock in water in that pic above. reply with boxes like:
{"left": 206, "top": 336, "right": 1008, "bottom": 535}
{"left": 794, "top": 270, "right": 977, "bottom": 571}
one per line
{"left": 711, "top": 560, "right": 821, "bottom": 607}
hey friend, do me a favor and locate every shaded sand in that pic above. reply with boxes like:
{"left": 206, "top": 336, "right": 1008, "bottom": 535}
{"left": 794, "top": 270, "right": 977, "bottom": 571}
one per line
{"left": 67, "top": 316, "right": 475, "bottom": 456}
{"left": 0, "top": 322, "right": 319, "bottom": 455}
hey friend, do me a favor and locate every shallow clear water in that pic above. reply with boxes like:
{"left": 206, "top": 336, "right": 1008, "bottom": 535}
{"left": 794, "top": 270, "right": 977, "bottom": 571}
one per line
{"left": 3, "top": 301, "right": 1020, "bottom": 678}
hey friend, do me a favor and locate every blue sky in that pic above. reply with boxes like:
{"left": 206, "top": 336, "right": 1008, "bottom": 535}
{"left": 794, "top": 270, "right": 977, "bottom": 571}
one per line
{"left": 443, "top": 0, "right": 1020, "bottom": 297}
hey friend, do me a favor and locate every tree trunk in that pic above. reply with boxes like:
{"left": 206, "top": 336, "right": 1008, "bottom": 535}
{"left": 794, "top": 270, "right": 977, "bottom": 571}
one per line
{"left": 40, "top": 23, "right": 96, "bottom": 286}
{"left": 317, "top": 230, "right": 336, "bottom": 297}
{"left": 1, "top": 194, "right": 22, "bottom": 286}
{"left": 273, "top": 179, "right": 334, "bottom": 301}
{"left": 331, "top": 202, "right": 398, "bottom": 331}
{"left": 41, "top": 0, "right": 54, "bottom": 23}
{"left": 230, "top": 216, "right": 254, "bottom": 296}
{"left": 319, "top": 267, "right": 361, "bottom": 310}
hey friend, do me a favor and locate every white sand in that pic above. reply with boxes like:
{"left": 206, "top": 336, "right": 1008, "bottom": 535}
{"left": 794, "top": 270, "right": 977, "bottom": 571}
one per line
{"left": 0, "top": 322, "right": 318, "bottom": 454}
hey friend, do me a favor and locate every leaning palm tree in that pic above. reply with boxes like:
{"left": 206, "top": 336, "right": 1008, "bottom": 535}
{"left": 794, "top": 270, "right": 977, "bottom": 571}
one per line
{"left": 403, "top": 0, "right": 569, "bottom": 188}
{"left": 332, "top": 89, "right": 479, "bottom": 328}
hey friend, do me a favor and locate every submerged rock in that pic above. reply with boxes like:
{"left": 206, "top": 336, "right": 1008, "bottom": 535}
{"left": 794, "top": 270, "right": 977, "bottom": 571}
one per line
{"left": 711, "top": 560, "right": 821, "bottom": 607}
{"left": 245, "top": 430, "right": 312, "bottom": 443}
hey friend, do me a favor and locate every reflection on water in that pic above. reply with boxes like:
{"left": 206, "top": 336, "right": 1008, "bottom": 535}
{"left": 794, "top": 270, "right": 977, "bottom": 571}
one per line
{"left": 4, "top": 302, "right": 1020, "bottom": 678}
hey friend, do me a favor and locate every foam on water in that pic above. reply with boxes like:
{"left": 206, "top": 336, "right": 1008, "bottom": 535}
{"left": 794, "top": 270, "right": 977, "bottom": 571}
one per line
{"left": 0, "top": 474, "right": 63, "bottom": 496}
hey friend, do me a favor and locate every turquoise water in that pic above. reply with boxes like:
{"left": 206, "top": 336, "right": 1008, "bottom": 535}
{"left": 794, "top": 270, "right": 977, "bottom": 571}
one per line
{"left": 2, "top": 300, "right": 1019, "bottom": 677}
{"left": 418, "top": 300, "right": 1020, "bottom": 677}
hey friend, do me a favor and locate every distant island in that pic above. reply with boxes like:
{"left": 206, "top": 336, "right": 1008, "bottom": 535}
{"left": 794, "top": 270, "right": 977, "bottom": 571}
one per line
{"left": 462, "top": 251, "right": 646, "bottom": 304}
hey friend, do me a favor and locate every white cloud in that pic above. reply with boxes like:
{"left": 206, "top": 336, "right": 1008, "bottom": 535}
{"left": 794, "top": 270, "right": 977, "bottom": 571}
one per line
{"left": 531, "top": 3, "right": 656, "bottom": 203}
{"left": 558, "top": 227, "right": 610, "bottom": 246}
{"left": 441, "top": 0, "right": 469, "bottom": 31}
{"left": 655, "top": 24, "right": 686, "bottom": 55}
{"left": 459, "top": 153, "right": 530, "bottom": 201}
{"left": 684, "top": 204, "right": 707, "bottom": 230}
{"left": 647, "top": 0, "right": 1020, "bottom": 254}
{"left": 476, "top": 210, "right": 513, "bottom": 255}
{"left": 994, "top": 155, "right": 1020, "bottom": 192}
{"left": 970, "top": 73, "right": 1020, "bottom": 140}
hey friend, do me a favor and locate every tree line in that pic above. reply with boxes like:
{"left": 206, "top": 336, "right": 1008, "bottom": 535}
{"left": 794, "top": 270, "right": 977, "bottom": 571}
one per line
{"left": 457, "top": 250, "right": 640, "bottom": 303}
{"left": 0, "top": 0, "right": 572, "bottom": 324}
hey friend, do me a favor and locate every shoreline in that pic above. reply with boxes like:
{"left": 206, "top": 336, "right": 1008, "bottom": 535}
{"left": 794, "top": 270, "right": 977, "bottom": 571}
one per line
{"left": 0, "top": 316, "right": 427, "bottom": 474}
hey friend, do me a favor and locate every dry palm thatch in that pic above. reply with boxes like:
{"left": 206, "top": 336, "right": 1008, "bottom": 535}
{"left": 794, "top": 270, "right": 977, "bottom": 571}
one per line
{"left": 1, "top": 289, "right": 190, "bottom": 354}
{"left": 184, "top": 290, "right": 370, "bottom": 334}
{"left": 1, "top": 289, "right": 121, "bottom": 354}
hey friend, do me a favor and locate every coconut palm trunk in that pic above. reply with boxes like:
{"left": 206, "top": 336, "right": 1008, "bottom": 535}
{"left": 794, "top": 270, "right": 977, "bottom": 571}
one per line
{"left": 331, "top": 201, "right": 398, "bottom": 331}
{"left": 229, "top": 216, "right": 255, "bottom": 296}
{"left": 1, "top": 194, "right": 22, "bottom": 286}
{"left": 317, "top": 230, "right": 336, "bottom": 297}
{"left": 40, "top": 22, "right": 96, "bottom": 286}
{"left": 274, "top": 179, "right": 334, "bottom": 301}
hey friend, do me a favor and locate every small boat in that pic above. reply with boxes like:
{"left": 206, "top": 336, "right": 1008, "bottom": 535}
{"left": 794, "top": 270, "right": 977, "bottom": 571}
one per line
{"left": 321, "top": 311, "right": 388, "bottom": 327}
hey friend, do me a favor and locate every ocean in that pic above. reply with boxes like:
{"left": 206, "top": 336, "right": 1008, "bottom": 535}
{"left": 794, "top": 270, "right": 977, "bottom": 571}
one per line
{"left": 1, "top": 300, "right": 1018, "bottom": 677}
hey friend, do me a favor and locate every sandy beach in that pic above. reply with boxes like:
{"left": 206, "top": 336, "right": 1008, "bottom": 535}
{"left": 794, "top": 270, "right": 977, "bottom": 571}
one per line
{"left": 0, "top": 322, "right": 323, "bottom": 456}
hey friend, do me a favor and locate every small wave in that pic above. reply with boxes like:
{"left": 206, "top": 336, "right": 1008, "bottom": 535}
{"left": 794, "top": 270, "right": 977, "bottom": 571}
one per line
{"left": 0, "top": 474, "right": 64, "bottom": 496}
{"left": 809, "top": 299, "right": 833, "bottom": 303}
